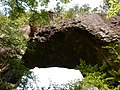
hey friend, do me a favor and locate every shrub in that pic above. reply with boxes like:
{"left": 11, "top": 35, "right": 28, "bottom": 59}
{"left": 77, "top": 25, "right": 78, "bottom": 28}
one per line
{"left": 75, "top": 59, "right": 120, "bottom": 90}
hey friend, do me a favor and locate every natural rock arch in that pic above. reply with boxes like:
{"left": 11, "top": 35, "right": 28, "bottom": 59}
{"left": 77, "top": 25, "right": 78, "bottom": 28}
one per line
{"left": 23, "top": 13, "right": 120, "bottom": 69}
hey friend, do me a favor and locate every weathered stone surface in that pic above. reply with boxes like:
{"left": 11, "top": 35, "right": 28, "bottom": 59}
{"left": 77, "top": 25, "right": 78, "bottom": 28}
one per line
{"left": 0, "top": 46, "right": 12, "bottom": 77}
{"left": 23, "top": 13, "right": 120, "bottom": 69}
{"left": 1, "top": 13, "right": 120, "bottom": 88}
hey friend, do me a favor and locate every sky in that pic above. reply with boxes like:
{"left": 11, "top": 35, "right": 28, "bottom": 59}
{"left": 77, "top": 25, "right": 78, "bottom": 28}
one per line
{"left": 46, "top": 0, "right": 103, "bottom": 11}
{"left": 17, "top": 67, "right": 84, "bottom": 90}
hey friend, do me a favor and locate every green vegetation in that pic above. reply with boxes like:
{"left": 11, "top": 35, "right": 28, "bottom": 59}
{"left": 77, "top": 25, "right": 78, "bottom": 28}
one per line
{"left": 106, "top": 0, "right": 120, "bottom": 18}
{"left": 65, "top": 60, "right": 120, "bottom": 90}
{"left": 0, "top": 12, "right": 28, "bottom": 89}
{"left": 0, "top": 0, "right": 120, "bottom": 89}
{"left": 62, "top": 4, "right": 91, "bottom": 20}
{"left": 69, "top": 41, "right": 120, "bottom": 90}
{"left": 72, "top": 41, "right": 120, "bottom": 90}
{"left": 75, "top": 60, "right": 120, "bottom": 90}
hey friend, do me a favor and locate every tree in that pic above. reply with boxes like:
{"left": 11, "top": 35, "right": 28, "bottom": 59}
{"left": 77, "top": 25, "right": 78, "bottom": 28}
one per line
{"left": 0, "top": 13, "right": 28, "bottom": 89}
{"left": 103, "top": 0, "right": 111, "bottom": 8}
{"left": 0, "top": 0, "right": 70, "bottom": 18}
{"left": 106, "top": 0, "right": 120, "bottom": 18}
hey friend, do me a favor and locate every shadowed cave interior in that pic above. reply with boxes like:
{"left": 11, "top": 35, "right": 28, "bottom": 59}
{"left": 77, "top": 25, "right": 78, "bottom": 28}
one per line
{"left": 23, "top": 27, "right": 109, "bottom": 69}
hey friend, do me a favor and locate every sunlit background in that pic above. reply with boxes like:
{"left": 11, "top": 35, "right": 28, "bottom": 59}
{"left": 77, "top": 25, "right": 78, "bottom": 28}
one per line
{"left": 46, "top": 0, "right": 103, "bottom": 10}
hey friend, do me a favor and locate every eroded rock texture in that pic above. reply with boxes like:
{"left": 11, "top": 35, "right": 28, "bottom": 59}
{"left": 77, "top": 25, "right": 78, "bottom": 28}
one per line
{"left": 23, "top": 13, "right": 120, "bottom": 69}
{"left": 0, "top": 13, "right": 120, "bottom": 88}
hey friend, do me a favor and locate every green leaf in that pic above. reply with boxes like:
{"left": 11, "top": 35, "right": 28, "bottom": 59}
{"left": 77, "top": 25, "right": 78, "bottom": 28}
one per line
{"left": 114, "top": 60, "right": 120, "bottom": 63}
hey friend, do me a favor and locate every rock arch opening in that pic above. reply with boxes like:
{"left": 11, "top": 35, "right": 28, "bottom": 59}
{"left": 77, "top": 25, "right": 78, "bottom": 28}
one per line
{"left": 23, "top": 27, "right": 108, "bottom": 69}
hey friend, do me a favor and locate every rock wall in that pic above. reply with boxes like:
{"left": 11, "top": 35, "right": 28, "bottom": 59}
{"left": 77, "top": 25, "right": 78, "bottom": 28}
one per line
{"left": 23, "top": 13, "right": 120, "bottom": 69}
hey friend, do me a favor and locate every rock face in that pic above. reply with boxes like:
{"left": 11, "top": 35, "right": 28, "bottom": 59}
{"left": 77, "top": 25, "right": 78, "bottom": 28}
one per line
{"left": 23, "top": 13, "right": 120, "bottom": 69}
{"left": 0, "top": 13, "right": 120, "bottom": 88}
{"left": 0, "top": 46, "right": 12, "bottom": 80}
